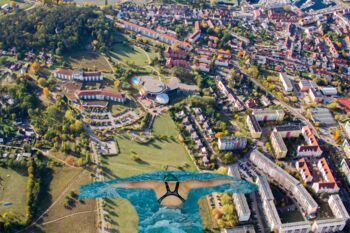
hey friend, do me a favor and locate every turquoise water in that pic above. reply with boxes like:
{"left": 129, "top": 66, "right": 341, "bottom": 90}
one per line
{"left": 132, "top": 77, "right": 140, "bottom": 85}
{"left": 80, "top": 171, "right": 256, "bottom": 233}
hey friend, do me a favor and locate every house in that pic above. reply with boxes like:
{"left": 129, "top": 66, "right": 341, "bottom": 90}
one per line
{"left": 218, "top": 136, "right": 247, "bottom": 150}
{"left": 312, "top": 158, "right": 339, "bottom": 194}
{"left": 193, "top": 63, "right": 210, "bottom": 72}
{"left": 188, "top": 31, "right": 201, "bottom": 43}
{"left": 338, "top": 98, "right": 350, "bottom": 113}
{"left": 165, "top": 58, "right": 190, "bottom": 68}
{"left": 260, "top": 95, "right": 271, "bottom": 106}
{"left": 164, "top": 46, "right": 188, "bottom": 59}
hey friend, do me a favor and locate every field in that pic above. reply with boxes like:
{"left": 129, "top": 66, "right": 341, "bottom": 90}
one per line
{"left": 109, "top": 43, "right": 150, "bottom": 67}
{"left": 63, "top": 51, "right": 113, "bottom": 72}
{"left": 102, "top": 113, "right": 197, "bottom": 232}
{"left": 27, "top": 166, "right": 97, "bottom": 233}
{"left": 0, "top": 167, "right": 28, "bottom": 219}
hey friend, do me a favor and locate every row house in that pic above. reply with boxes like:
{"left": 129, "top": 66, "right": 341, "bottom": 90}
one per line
{"left": 165, "top": 58, "right": 190, "bottom": 68}
{"left": 164, "top": 46, "right": 188, "bottom": 59}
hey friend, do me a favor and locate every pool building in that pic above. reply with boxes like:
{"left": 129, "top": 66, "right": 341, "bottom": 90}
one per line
{"left": 132, "top": 76, "right": 200, "bottom": 104}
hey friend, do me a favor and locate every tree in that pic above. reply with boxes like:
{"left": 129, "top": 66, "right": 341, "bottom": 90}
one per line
{"left": 43, "top": 87, "right": 49, "bottom": 96}
{"left": 210, "top": 0, "right": 217, "bottom": 6}
{"left": 114, "top": 80, "right": 120, "bottom": 89}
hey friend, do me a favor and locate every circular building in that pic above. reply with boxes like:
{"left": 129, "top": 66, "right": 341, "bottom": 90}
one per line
{"left": 138, "top": 76, "right": 167, "bottom": 96}
{"left": 155, "top": 93, "right": 169, "bottom": 105}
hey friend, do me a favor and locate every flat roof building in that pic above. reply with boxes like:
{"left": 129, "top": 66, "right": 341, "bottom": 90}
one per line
{"left": 246, "top": 115, "right": 262, "bottom": 139}
{"left": 270, "top": 131, "right": 288, "bottom": 159}
{"left": 252, "top": 109, "right": 285, "bottom": 122}
{"left": 279, "top": 72, "right": 293, "bottom": 92}
{"left": 218, "top": 136, "right": 247, "bottom": 151}
{"left": 310, "top": 108, "right": 337, "bottom": 127}
{"left": 228, "top": 165, "right": 251, "bottom": 222}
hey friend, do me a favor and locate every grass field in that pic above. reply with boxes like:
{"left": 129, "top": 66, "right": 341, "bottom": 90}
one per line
{"left": 63, "top": 51, "right": 112, "bottom": 72}
{"left": 27, "top": 167, "right": 97, "bottom": 233}
{"left": 109, "top": 43, "right": 150, "bottom": 67}
{"left": 102, "top": 113, "right": 197, "bottom": 232}
{"left": 0, "top": 167, "right": 28, "bottom": 219}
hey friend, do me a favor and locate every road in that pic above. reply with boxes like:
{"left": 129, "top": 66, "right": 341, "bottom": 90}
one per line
{"left": 91, "top": 141, "right": 108, "bottom": 233}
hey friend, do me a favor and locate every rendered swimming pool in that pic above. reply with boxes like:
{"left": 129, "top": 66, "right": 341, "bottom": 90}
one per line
{"left": 80, "top": 171, "right": 256, "bottom": 233}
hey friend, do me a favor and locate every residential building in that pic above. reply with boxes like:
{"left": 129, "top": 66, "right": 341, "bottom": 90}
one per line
{"left": 344, "top": 121, "right": 350, "bottom": 139}
{"left": 279, "top": 72, "right": 293, "bottom": 92}
{"left": 308, "top": 88, "right": 323, "bottom": 103}
{"left": 278, "top": 222, "right": 311, "bottom": 233}
{"left": 328, "top": 194, "right": 350, "bottom": 220}
{"left": 312, "top": 218, "right": 347, "bottom": 233}
{"left": 256, "top": 176, "right": 281, "bottom": 232}
{"left": 273, "top": 124, "right": 301, "bottom": 138}
{"left": 296, "top": 158, "right": 314, "bottom": 183}
{"left": 246, "top": 115, "right": 262, "bottom": 139}
{"left": 76, "top": 90, "right": 126, "bottom": 103}
{"left": 300, "top": 126, "right": 323, "bottom": 157}
{"left": 312, "top": 158, "right": 339, "bottom": 193}
{"left": 249, "top": 150, "right": 318, "bottom": 215}
{"left": 252, "top": 109, "right": 285, "bottom": 122}
{"left": 53, "top": 69, "right": 104, "bottom": 82}
{"left": 270, "top": 131, "right": 288, "bottom": 159}
{"left": 298, "top": 79, "right": 312, "bottom": 92}
{"left": 164, "top": 46, "right": 188, "bottom": 59}
{"left": 218, "top": 136, "right": 247, "bottom": 150}
{"left": 321, "top": 87, "right": 337, "bottom": 96}
{"left": 343, "top": 139, "right": 350, "bottom": 157}
{"left": 228, "top": 165, "right": 251, "bottom": 222}
{"left": 260, "top": 95, "right": 271, "bottom": 106}
{"left": 340, "top": 158, "right": 350, "bottom": 184}
{"left": 338, "top": 98, "right": 350, "bottom": 113}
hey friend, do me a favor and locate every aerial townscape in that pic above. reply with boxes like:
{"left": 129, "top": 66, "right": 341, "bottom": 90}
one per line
{"left": 2, "top": 0, "right": 350, "bottom": 232}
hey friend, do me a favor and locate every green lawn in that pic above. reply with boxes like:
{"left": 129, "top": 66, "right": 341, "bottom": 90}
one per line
{"left": 109, "top": 43, "right": 150, "bottom": 67}
{"left": 102, "top": 113, "right": 196, "bottom": 232}
{"left": 0, "top": 167, "right": 28, "bottom": 219}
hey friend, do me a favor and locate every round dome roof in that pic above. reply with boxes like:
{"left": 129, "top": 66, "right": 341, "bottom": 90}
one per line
{"left": 155, "top": 93, "right": 169, "bottom": 105}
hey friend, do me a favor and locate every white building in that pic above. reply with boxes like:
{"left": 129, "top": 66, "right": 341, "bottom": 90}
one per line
{"left": 249, "top": 150, "right": 319, "bottom": 215}
{"left": 76, "top": 90, "right": 126, "bottom": 103}
{"left": 218, "top": 136, "right": 247, "bottom": 151}
{"left": 54, "top": 69, "right": 104, "bottom": 82}
{"left": 344, "top": 121, "right": 350, "bottom": 139}
{"left": 279, "top": 72, "right": 293, "bottom": 92}
{"left": 252, "top": 109, "right": 285, "bottom": 122}
{"left": 228, "top": 165, "right": 251, "bottom": 222}
{"left": 321, "top": 87, "right": 337, "bottom": 96}
{"left": 256, "top": 176, "right": 281, "bottom": 232}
